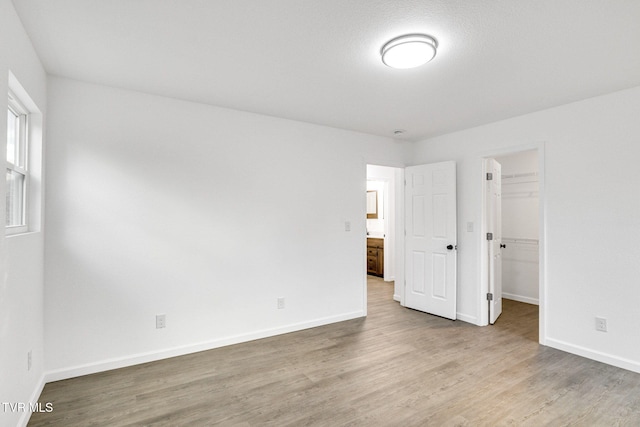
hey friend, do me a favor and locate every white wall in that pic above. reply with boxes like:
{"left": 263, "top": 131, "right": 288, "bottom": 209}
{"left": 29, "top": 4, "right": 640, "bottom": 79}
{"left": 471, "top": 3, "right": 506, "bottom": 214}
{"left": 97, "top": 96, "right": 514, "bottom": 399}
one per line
{"left": 495, "top": 150, "right": 539, "bottom": 305}
{"left": 411, "top": 85, "right": 640, "bottom": 373}
{"left": 0, "top": 0, "right": 47, "bottom": 426}
{"left": 44, "top": 77, "right": 407, "bottom": 378}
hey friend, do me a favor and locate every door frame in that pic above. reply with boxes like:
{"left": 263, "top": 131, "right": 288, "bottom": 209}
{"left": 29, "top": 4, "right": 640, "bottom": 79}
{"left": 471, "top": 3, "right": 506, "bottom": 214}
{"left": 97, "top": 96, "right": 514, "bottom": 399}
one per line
{"left": 478, "top": 142, "right": 547, "bottom": 345}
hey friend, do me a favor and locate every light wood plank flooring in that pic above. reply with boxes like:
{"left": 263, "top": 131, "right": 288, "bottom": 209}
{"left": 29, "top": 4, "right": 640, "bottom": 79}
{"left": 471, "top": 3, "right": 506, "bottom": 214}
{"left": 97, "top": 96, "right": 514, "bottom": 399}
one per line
{"left": 30, "top": 277, "right": 640, "bottom": 426}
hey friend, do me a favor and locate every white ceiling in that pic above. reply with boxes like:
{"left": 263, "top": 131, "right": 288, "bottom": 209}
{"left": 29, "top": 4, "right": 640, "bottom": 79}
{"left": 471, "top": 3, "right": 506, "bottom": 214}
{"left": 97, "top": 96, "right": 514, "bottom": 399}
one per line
{"left": 13, "top": 0, "right": 640, "bottom": 141}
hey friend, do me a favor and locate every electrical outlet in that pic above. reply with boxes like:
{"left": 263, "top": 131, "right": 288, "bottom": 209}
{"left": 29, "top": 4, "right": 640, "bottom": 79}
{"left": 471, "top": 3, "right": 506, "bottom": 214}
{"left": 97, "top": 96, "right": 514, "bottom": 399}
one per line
{"left": 27, "top": 350, "right": 32, "bottom": 371}
{"left": 345, "top": 221, "right": 351, "bottom": 232}
{"left": 156, "top": 314, "right": 166, "bottom": 329}
{"left": 277, "top": 297, "right": 285, "bottom": 309}
{"left": 595, "top": 317, "right": 607, "bottom": 332}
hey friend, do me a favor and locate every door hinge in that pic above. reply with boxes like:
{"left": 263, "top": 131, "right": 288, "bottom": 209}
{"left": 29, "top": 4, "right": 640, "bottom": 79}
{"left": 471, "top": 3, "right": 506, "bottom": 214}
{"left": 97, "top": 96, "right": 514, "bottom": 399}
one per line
{"left": 487, "top": 293, "right": 493, "bottom": 301}
{"left": 486, "top": 172, "right": 493, "bottom": 180}
{"left": 486, "top": 232, "right": 493, "bottom": 241}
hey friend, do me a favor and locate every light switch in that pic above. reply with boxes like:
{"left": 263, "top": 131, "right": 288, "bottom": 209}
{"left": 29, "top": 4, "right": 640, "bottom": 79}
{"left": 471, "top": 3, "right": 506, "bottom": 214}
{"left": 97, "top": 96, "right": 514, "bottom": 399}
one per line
{"left": 467, "top": 222, "right": 474, "bottom": 232}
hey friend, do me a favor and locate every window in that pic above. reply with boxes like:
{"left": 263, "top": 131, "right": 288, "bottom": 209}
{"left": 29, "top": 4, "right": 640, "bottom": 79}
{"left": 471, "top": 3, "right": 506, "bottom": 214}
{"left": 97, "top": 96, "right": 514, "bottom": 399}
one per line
{"left": 6, "top": 91, "right": 29, "bottom": 234}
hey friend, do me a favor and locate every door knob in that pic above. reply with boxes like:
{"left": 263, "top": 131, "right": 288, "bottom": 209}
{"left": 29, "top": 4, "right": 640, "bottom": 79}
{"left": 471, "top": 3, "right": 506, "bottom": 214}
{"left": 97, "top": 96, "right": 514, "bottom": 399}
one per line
{"left": 446, "top": 244, "right": 454, "bottom": 250}
{"left": 500, "top": 244, "right": 506, "bottom": 249}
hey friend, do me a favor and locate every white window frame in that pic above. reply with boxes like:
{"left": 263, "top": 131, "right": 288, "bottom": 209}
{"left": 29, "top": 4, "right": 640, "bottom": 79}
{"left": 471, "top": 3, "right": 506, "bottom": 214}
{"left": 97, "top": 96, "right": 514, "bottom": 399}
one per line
{"left": 6, "top": 90, "right": 29, "bottom": 235}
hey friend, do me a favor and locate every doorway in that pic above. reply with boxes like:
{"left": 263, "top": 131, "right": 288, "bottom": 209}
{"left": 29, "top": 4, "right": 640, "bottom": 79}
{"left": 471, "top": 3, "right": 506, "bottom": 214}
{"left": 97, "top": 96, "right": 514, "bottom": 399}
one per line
{"left": 482, "top": 148, "right": 543, "bottom": 339}
{"left": 366, "top": 162, "right": 457, "bottom": 319}
{"left": 366, "top": 164, "right": 403, "bottom": 302}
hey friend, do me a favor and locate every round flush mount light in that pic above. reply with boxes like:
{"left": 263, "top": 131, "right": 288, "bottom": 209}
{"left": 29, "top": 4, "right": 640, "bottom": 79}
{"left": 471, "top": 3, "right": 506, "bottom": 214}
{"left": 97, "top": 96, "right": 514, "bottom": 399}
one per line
{"left": 381, "top": 34, "right": 438, "bottom": 69}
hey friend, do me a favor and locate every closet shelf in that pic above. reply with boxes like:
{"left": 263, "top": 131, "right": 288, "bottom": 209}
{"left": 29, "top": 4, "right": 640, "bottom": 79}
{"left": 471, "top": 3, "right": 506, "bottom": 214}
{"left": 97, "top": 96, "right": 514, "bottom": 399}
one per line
{"left": 502, "top": 190, "right": 539, "bottom": 199}
{"left": 501, "top": 171, "right": 538, "bottom": 183}
{"left": 502, "top": 237, "right": 538, "bottom": 245}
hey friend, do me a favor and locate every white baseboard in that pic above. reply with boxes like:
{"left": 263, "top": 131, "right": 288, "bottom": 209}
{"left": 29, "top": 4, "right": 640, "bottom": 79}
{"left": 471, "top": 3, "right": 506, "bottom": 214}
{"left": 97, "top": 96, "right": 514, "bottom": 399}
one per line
{"left": 546, "top": 337, "right": 640, "bottom": 374}
{"left": 456, "top": 312, "right": 479, "bottom": 325}
{"left": 45, "top": 311, "right": 365, "bottom": 383}
{"left": 503, "top": 292, "right": 539, "bottom": 305}
{"left": 393, "top": 294, "right": 401, "bottom": 302}
{"left": 18, "top": 373, "right": 46, "bottom": 427}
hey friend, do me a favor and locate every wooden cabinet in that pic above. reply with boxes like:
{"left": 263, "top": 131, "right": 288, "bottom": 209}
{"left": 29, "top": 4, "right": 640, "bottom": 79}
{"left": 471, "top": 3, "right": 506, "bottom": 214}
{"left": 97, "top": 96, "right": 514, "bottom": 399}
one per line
{"left": 367, "top": 238, "right": 384, "bottom": 277}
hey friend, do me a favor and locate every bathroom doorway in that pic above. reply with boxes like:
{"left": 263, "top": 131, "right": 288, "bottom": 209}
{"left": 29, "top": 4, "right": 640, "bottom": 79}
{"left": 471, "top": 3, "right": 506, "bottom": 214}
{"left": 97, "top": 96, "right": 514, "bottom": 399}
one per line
{"left": 366, "top": 164, "right": 403, "bottom": 302}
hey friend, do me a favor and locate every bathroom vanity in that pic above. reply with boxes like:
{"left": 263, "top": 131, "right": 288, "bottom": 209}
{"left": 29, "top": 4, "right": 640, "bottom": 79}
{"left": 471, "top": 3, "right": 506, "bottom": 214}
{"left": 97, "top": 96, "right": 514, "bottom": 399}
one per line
{"left": 366, "top": 238, "right": 384, "bottom": 277}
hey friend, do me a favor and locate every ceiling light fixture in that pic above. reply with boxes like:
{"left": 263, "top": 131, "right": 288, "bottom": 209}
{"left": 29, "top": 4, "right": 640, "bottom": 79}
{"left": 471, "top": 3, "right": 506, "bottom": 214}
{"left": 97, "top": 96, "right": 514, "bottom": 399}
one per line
{"left": 381, "top": 34, "right": 438, "bottom": 69}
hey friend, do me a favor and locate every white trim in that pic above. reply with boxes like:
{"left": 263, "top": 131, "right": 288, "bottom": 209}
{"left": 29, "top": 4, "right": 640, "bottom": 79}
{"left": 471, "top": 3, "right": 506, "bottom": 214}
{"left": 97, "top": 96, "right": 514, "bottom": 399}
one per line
{"left": 396, "top": 167, "right": 405, "bottom": 307}
{"left": 538, "top": 146, "right": 547, "bottom": 346}
{"left": 456, "top": 312, "right": 479, "bottom": 325}
{"left": 546, "top": 338, "right": 640, "bottom": 374}
{"left": 6, "top": 72, "right": 42, "bottom": 235}
{"left": 17, "top": 374, "right": 46, "bottom": 427}
{"left": 6, "top": 224, "right": 29, "bottom": 236}
{"left": 6, "top": 95, "right": 29, "bottom": 231}
{"left": 382, "top": 179, "right": 392, "bottom": 281}
{"left": 361, "top": 159, "right": 368, "bottom": 317}
{"left": 44, "top": 311, "right": 365, "bottom": 383}
{"left": 502, "top": 293, "right": 539, "bottom": 306}
{"left": 5, "top": 230, "right": 41, "bottom": 238}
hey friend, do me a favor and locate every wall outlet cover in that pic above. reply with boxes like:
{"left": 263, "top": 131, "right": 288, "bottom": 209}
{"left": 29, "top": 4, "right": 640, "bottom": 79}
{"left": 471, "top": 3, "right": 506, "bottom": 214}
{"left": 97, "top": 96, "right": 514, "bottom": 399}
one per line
{"left": 156, "top": 314, "right": 166, "bottom": 329}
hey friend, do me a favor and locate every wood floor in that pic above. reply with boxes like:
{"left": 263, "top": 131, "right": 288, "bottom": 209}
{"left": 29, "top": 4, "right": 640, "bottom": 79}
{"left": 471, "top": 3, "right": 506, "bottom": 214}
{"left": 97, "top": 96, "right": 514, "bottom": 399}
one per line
{"left": 30, "top": 277, "right": 640, "bottom": 426}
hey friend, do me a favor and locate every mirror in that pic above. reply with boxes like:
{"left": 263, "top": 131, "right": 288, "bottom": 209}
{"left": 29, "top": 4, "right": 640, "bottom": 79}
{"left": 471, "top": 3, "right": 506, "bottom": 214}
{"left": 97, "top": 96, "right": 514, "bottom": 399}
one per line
{"left": 366, "top": 191, "right": 378, "bottom": 219}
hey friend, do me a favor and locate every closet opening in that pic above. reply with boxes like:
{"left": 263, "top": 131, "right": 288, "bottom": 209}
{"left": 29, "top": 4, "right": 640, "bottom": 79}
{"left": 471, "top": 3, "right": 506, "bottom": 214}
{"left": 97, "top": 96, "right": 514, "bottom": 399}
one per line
{"left": 483, "top": 148, "right": 542, "bottom": 342}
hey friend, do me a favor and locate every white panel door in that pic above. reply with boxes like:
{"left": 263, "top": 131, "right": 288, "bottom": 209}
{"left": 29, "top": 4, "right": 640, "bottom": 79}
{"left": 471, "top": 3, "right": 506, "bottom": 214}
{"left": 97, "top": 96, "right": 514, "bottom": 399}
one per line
{"left": 486, "top": 158, "right": 503, "bottom": 324}
{"left": 404, "top": 161, "right": 457, "bottom": 320}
